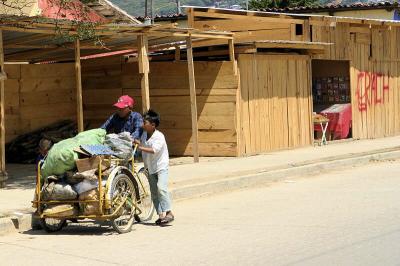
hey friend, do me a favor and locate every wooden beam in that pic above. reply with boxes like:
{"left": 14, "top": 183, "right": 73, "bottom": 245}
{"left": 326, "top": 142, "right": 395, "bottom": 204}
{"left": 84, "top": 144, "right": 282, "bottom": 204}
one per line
{"left": 254, "top": 41, "right": 330, "bottom": 50}
{"left": 5, "top": 47, "right": 64, "bottom": 61}
{"left": 192, "top": 11, "right": 304, "bottom": 24}
{"left": 186, "top": 35, "right": 199, "bottom": 163}
{"left": 0, "top": 30, "right": 7, "bottom": 187}
{"left": 137, "top": 35, "right": 150, "bottom": 113}
{"left": 75, "top": 39, "right": 84, "bottom": 132}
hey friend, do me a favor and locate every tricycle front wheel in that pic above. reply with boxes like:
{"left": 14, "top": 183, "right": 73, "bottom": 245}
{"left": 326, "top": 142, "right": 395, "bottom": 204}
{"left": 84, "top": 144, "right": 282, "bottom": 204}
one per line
{"left": 110, "top": 173, "right": 136, "bottom": 234}
{"left": 134, "top": 168, "right": 154, "bottom": 222}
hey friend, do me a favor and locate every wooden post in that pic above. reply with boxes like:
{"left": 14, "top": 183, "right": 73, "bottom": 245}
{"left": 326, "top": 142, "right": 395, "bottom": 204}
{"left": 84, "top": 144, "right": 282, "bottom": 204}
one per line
{"left": 138, "top": 35, "right": 150, "bottom": 113}
{"left": 74, "top": 38, "right": 84, "bottom": 132}
{"left": 0, "top": 30, "right": 7, "bottom": 187}
{"left": 303, "top": 19, "right": 311, "bottom": 42}
{"left": 175, "top": 45, "right": 181, "bottom": 61}
{"left": 228, "top": 39, "right": 237, "bottom": 76}
{"left": 187, "top": 7, "right": 194, "bottom": 28}
{"left": 186, "top": 35, "right": 199, "bottom": 163}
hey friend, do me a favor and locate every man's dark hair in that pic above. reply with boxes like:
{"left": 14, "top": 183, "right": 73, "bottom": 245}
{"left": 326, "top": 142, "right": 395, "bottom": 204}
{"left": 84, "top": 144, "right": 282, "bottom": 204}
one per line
{"left": 143, "top": 109, "right": 160, "bottom": 127}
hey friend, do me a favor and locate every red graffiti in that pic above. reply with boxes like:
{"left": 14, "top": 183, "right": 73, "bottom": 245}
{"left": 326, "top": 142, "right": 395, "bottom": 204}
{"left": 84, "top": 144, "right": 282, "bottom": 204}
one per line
{"left": 356, "top": 71, "right": 390, "bottom": 112}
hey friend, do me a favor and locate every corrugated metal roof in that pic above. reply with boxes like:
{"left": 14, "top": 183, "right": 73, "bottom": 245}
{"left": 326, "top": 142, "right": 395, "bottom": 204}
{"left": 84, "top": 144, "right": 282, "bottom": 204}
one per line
{"left": 136, "top": 13, "right": 187, "bottom": 22}
{"left": 137, "top": 1, "right": 400, "bottom": 21}
{"left": 256, "top": 1, "right": 399, "bottom": 13}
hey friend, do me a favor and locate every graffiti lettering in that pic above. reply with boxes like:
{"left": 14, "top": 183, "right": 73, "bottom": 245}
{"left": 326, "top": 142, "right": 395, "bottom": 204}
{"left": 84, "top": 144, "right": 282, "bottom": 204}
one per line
{"left": 356, "top": 71, "right": 390, "bottom": 112}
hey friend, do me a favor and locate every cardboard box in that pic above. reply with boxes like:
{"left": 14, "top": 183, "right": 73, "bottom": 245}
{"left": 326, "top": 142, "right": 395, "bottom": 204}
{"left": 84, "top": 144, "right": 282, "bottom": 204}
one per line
{"left": 75, "top": 156, "right": 108, "bottom": 173}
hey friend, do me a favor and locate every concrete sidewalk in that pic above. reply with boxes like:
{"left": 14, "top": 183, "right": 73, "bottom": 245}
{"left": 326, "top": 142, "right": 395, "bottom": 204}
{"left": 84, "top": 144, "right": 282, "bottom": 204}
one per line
{"left": 2, "top": 136, "right": 400, "bottom": 234}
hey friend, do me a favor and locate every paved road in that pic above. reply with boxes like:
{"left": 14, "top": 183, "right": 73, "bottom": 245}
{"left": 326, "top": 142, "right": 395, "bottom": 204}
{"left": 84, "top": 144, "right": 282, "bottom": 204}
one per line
{"left": 1, "top": 161, "right": 400, "bottom": 266}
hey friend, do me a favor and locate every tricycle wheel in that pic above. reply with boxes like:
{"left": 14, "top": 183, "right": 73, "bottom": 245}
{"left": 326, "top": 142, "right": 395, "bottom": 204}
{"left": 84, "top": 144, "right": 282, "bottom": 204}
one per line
{"left": 40, "top": 218, "right": 67, "bottom": 233}
{"left": 110, "top": 173, "right": 136, "bottom": 234}
{"left": 134, "top": 168, "right": 154, "bottom": 222}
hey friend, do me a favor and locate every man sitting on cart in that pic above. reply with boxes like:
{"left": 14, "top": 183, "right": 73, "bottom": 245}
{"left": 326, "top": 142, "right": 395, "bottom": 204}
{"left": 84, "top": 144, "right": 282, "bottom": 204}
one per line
{"left": 101, "top": 95, "right": 143, "bottom": 141}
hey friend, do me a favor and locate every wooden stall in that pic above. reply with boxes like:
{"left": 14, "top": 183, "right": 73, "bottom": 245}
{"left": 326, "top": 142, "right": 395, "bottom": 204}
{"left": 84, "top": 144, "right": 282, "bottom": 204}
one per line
{"left": 0, "top": 15, "right": 233, "bottom": 186}
{"left": 187, "top": 8, "right": 329, "bottom": 155}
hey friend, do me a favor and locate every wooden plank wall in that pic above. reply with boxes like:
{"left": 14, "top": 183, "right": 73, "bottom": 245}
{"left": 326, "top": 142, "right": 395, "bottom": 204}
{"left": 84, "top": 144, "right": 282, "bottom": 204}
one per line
{"left": 81, "top": 57, "right": 239, "bottom": 156}
{"left": 238, "top": 54, "right": 312, "bottom": 154}
{"left": 312, "top": 23, "right": 400, "bottom": 139}
{"left": 3, "top": 63, "right": 76, "bottom": 142}
{"left": 192, "top": 13, "right": 307, "bottom": 46}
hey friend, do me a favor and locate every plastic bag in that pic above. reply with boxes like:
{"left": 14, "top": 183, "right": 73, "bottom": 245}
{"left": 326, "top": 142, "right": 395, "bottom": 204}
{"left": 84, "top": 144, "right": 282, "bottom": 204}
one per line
{"left": 41, "top": 182, "right": 77, "bottom": 201}
{"left": 73, "top": 179, "right": 98, "bottom": 195}
{"left": 104, "top": 132, "right": 133, "bottom": 160}
{"left": 41, "top": 129, "right": 106, "bottom": 179}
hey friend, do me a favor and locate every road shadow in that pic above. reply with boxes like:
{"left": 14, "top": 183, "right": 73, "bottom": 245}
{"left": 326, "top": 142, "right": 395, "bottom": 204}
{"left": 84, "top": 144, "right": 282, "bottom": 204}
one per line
{"left": 22, "top": 221, "right": 119, "bottom": 236}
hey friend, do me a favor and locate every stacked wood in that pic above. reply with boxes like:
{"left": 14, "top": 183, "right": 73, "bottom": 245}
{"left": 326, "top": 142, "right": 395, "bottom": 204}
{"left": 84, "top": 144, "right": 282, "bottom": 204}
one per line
{"left": 6, "top": 120, "right": 78, "bottom": 164}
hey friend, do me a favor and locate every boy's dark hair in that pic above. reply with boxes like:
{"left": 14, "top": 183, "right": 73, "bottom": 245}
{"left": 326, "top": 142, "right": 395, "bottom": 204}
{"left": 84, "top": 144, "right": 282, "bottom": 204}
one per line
{"left": 143, "top": 109, "right": 160, "bottom": 127}
{"left": 39, "top": 138, "right": 52, "bottom": 151}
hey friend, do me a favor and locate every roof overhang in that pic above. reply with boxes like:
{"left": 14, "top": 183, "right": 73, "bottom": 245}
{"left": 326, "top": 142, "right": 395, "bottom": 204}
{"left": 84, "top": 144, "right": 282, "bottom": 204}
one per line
{"left": 0, "top": 15, "right": 233, "bottom": 62}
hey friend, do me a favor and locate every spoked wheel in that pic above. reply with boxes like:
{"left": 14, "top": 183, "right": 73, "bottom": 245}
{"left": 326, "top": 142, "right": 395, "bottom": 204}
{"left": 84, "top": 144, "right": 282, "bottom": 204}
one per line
{"left": 134, "top": 168, "right": 154, "bottom": 222}
{"left": 40, "top": 218, "right": 67, "bottom": 233}
{"left": 110, "top": 174, "right": 137, "bottom": 234}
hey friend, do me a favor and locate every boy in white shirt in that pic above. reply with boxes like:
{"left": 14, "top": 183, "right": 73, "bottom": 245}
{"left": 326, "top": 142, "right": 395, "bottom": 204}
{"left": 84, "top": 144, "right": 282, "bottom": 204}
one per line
{"left": 134, "top": 110, "right": 174, "bottom": 225}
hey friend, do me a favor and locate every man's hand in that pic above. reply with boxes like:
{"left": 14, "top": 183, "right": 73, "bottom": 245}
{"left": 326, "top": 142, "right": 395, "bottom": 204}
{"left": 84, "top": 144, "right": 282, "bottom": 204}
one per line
{"left": 133, "top": 139, "right": 141, "bottom": 145}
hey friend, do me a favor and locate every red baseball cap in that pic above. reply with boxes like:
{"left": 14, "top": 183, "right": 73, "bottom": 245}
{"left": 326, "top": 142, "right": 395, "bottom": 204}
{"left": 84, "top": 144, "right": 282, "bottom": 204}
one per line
{"left": 113, "top": 95, "right": 134, "bottom": 109}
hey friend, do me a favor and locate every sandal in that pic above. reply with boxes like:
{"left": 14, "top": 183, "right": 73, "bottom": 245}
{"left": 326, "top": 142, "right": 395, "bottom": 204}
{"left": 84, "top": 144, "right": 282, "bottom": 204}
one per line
{"left": 159, "top": 214, "right": 174, "bottom": 225}
{"left": 155, "top": 218, "right": 162, "bottom": 225}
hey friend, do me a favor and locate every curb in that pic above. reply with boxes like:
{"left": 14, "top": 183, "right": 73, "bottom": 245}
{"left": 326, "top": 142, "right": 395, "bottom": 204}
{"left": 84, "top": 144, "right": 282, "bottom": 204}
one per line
{"left": 171, "top": 149, "right": 400, "bottom": 201}
{"left": 0, "top": 212, "right": 36, "bottom": 236}
{"left": 1, "top": 148, "right": 400, "bottom": 235}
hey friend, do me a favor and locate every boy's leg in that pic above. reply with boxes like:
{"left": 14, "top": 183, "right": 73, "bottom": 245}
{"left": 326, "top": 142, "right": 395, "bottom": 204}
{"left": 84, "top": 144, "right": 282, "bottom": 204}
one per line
{"left": 147, "top": 173, "right": 161, "bottom": 215}
{"left": 156, "top": 169, "right": 171, "bottom": 214}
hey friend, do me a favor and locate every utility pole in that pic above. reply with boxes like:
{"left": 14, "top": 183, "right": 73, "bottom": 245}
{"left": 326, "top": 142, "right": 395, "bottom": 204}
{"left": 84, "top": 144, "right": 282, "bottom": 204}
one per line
{"left": 150, "top": 0, "right": 153, "bottom": 21}
{"left": 176, "top": 0, "right": 182, "bottom": 14}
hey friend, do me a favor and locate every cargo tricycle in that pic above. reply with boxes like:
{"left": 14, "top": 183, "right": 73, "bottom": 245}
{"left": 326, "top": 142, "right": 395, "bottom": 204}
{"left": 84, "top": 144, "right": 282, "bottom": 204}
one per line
{"left": 33, "top": 148, "right": 154, "bottom": 234}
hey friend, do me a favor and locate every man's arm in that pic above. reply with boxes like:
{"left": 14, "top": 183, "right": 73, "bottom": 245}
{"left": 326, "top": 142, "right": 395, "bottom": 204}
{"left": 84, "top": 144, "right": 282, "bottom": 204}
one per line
{"left": 100, "top": 114, "right": 114, "bottom": 132}
{"left": 131, "top": 113, "right": 144, "bottom": 140}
